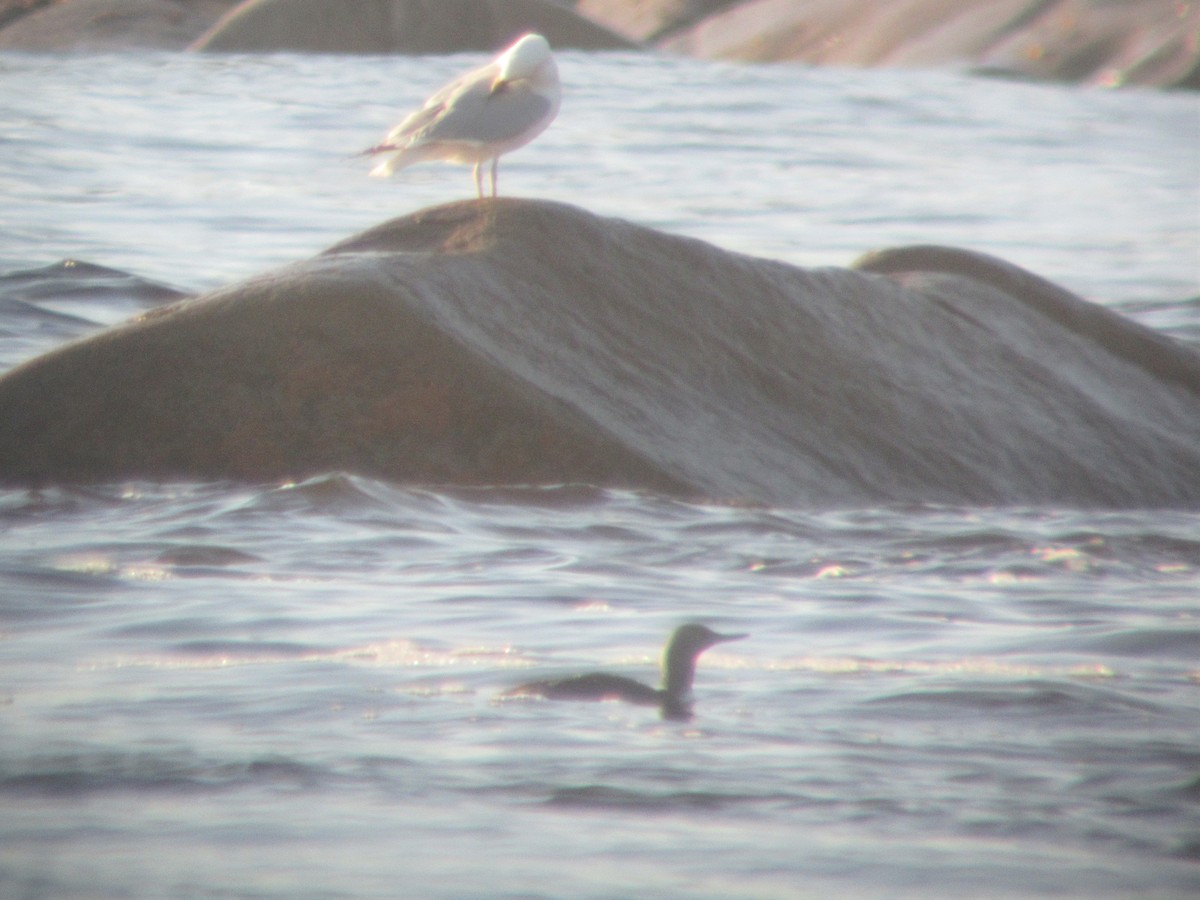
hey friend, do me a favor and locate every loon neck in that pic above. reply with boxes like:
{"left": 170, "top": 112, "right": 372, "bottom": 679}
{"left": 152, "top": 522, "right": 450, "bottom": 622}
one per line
{"left": 659, "top": 691, "right": 694, "bottom": 722}
{"left": 652, "top": 624, "right": 744, "bottom": 715}
{"left": 658, "top": 623, "right": 745, "bottom": 703}
{"left": 661, "top": 653, "right": 700, "bottom": 701}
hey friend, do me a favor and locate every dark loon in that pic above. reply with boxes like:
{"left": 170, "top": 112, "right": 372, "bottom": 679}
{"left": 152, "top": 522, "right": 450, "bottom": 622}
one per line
{"left": 507, "top": 623, "right": 746, "bottom": 721}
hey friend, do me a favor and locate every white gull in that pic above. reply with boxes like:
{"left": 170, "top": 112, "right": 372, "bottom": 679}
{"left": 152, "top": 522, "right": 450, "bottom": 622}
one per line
{"left": 361, "top": 33, "right": 561, "bottom": 199}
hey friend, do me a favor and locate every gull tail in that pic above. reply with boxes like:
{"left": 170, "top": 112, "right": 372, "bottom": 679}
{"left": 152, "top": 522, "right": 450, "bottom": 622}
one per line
{"left": 369, "top": 157, "right": 398, "bottom": 178}
{"left": 358, "top": 142, "right": 398, "bottom": 157}
{"left": 365, "top": 145, "right": 431, "bottom": 179}
{"left": 349, "top": 142, "right": 395, "bottom": 175}
{"left": 369, "top": 152, "right": 413, "bottom": 178}
{"left": 358, "top": 142, "right": 404, "bottom": 177}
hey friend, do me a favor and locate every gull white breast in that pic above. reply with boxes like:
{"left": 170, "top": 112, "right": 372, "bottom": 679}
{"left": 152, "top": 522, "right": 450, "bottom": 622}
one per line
{"left": 361, "top": 33, "right": 561, "bottom": 198}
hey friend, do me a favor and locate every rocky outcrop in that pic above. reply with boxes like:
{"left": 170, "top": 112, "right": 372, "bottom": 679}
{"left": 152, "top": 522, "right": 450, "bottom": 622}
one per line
{"left": 0, "top": 0, "right": 238, "bottom": 50}
{"left": 0, "top": 0, "right": 635, "bottom": 51}
{"left": 189, "top": 0, "right": 637, "bottom": 53}
{"left": 568, "top": 0, "right": 1200, "bottom": 88}
{"left": 1, "top": 200, "right": 1197, "bottom": 507}
{"left": 1, "top": 0, "right": 1194, "bottom": 88}
{"left": 0, "top": 0, "right": 54, "bottom": 31}
{"left": 651, "top": 0, "right": 1200, "bottom": 88}
{"left": 572, "top": 0, "right": 736, "bottom": 43}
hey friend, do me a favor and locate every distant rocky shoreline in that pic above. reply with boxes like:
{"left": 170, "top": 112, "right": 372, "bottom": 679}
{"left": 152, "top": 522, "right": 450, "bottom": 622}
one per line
{"left": 1, "top": 0, "right": 1195, "bottom": 89}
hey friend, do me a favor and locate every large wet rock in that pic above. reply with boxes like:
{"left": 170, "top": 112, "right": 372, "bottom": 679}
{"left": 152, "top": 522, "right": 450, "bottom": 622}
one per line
{"left": 0, "top": 0, "right": 238, "bottom": 50}
{"left": 1, "top": 199, "right": 1198, "bottom": 507}
{"left": 641, "top": 0, "right": 1200, "bottom": 88}
{"left": 190, "top": 0, "right": 637, "bottom": 53}
{"left": 0, "top": 0, "right": 634, "bottom": 51}
{"left": 572, "top": 0, "right": 735, "bottom": 43}
{"left": 2, "top": 0, "right": 1194, "bottom": 88}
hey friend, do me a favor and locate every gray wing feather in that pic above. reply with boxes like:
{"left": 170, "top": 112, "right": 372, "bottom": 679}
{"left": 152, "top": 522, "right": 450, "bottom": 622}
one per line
{"left": 378, "top": 58, "right": 553, "bottom": 153}
{"left": 382, "top": 68, "right": 482, "bottom": 146}
{"left": 419, "top": 83, "right": 552, "bottom": 145}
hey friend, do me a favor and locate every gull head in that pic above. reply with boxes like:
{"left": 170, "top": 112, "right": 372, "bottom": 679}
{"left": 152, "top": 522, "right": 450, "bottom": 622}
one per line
{"left": 497, "top": 33, "right": 553, "bottom": 82}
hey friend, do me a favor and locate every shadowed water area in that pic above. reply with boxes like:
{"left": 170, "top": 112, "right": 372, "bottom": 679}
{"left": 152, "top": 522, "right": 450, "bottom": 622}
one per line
{"left": 0, "top": 50, "right": 1197, "bottom": 898}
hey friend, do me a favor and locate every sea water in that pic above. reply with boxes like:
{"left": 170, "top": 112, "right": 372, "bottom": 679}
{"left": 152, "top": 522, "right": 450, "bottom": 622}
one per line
{"left": 0, "top": 50, "right": 1198, "bottom": 898}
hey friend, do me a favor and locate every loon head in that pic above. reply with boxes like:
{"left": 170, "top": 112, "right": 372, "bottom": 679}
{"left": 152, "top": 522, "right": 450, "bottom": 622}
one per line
{"left": 660, "top": 623, "right": 746, "bottom": 710}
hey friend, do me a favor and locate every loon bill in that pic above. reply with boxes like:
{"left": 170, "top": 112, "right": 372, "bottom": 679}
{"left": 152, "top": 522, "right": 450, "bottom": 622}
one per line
{"left": 505, "top": 623, "right": 746, "bottom": 721}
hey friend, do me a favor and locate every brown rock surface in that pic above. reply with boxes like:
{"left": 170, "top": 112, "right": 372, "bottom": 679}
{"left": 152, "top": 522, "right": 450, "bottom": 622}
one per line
{"left": 2, "top": 0, "right": 1194, "bottom": 88}
{"left": 572, "top": 0, "right": 736, "bottom": 42}
{"left": 1, "top": 200, "right": 1197, "bottom": 507}
{"left": 658, "top": 0, "right": 1200, "bottom": 88}
{"left": 0, "top": 0, "right": 53, "bottom": 30}
{"left": 976, "top": 0, "right": 1200, "bottom": 87}
{"left": 190, "top": 0, "right": 637, "bottom": 53}
{"left": 0, "top": 0, "right": 238, "bottom": 50}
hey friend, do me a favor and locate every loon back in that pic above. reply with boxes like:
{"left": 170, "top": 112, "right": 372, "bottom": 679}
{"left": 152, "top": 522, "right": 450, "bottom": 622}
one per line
{"left": 510, "top": 672, "right": 661, "bottom": 706}
{"left": 505, "top": 623, "right": 746, "bottom": 720}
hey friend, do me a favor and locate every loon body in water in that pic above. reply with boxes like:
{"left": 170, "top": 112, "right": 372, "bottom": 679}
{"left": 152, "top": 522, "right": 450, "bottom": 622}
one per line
{"left": 507, "top": 623, "right": 746, "bottom": 720}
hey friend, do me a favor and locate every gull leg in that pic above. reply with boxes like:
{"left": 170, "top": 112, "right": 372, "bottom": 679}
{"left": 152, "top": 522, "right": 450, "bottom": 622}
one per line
{"left": 490, "top": 158, "right": 499, "bottom": 198}
{"left": 473, "top": 162, "right": 484, "bottom": 199}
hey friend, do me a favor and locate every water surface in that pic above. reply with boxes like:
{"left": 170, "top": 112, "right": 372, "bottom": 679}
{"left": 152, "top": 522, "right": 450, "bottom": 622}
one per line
{"left": 1, "top": 51, "right": 1198, "bottom": 898}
